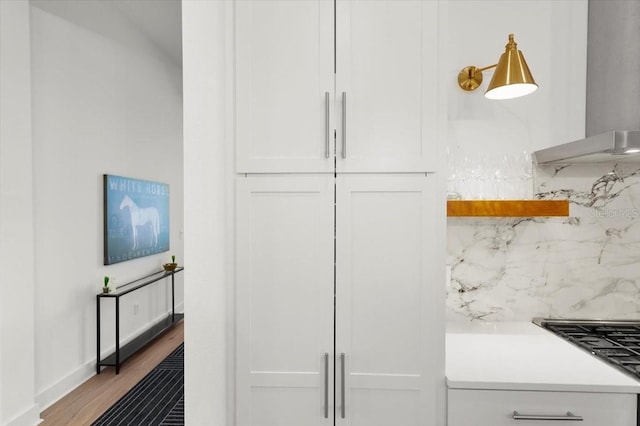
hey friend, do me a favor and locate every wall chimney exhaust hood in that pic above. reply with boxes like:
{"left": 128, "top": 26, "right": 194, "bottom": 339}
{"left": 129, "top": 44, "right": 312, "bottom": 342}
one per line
{"left": 534, "top": 131, "right": 640, "bottom": 164}
{"left": 534, "top": 0, "right": 640, "bottom": 165}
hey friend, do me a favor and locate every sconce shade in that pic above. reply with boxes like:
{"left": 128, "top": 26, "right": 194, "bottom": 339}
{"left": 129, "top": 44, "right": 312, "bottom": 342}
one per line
{"left": 485, "top": 34, "right": 538, "bottom": 100}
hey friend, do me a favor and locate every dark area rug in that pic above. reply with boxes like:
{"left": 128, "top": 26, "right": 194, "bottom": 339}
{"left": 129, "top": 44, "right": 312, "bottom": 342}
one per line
{"left": 92, "top": 343, "right": 184, "bottom": 426}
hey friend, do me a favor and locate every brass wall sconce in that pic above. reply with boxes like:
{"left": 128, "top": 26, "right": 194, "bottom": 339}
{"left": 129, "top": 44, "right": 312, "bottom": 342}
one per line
{"left": 458, "top": 33, "right": 538, "bottom": 100}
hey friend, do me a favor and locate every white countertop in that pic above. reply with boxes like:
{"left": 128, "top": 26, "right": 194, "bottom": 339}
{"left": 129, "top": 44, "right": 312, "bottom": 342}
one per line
{"left": 446, "top": 321, "right": 640, "bottom": 393}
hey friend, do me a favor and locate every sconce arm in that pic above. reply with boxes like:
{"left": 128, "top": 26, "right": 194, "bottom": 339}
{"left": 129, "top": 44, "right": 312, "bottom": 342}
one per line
{"left": 476, "top": 63, "right": 497, "bottom": 73}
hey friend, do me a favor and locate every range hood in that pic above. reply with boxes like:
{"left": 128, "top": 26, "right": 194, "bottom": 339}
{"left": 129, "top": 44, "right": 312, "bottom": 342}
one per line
{"left": 534, "top": 0, "right": 640, "bottom": 164}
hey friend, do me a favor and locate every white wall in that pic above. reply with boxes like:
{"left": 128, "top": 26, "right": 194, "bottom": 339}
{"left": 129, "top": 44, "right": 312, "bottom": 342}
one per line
{"left": 444, "top": 1, "right": 610, "bottom": 324}
{"left": 182, "top": 1, "right": 231, "bottom": 424}
{"left": 447, "top": 0, "right": 587, "bottom": 172}
{"left": 0, "top": 1, "right": 40, "bottom": 424}
{"left": 28, "top": 0, "right": 184, "bottom": 410}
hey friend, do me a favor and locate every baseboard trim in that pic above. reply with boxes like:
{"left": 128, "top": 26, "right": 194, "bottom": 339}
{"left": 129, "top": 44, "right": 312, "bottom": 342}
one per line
{"left": 35, "top": 360, "right": 94, "bottom": 412}
{"left": 4, "top": 404, "right": 42, "bottom": 426}
{"left": 36, "top": 311, "right": 183, "bottom": 411}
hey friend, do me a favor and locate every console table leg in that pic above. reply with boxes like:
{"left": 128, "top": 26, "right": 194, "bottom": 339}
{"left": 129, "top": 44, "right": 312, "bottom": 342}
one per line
{"left": 115, "top": 297, "right": 120, "bottom": 374}
{"left": 96, "top": 295, "right": 101, "bottom": 374}
{"left": 171, "top": 272, "right": 175, "bottom": 323}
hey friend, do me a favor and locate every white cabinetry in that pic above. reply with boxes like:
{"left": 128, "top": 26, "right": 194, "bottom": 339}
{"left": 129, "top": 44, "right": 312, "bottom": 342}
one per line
{"left": 234, "top": 1, "right": 443, "bottom": 424}
{"left": 235, "top": 1, "right": 334, "bottom": 173}
{"left": 235, "top": 0, "right": 440, "bottom": 173}
{"left": 335, "top": 175, "right": 440, "bottom": 425}
{"left": 335, "top": 0, "right": 438, "bottom": 173}
{"left": 236, "top": 176, "right": 334, "bottom": 426}
{"left": 448, "top": 389, "right": 637, "bottom": 426}
{"left": 236, "top": 175, "right": 441, "bottom": 425}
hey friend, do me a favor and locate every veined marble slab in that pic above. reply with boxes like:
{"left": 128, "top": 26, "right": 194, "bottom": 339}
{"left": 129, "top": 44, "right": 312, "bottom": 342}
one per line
{"left": 447, "top": 163, "right": 640, "bottom": 322}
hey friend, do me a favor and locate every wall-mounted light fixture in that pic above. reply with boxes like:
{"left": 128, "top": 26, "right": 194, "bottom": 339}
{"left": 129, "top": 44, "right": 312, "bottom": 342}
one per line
{"left": 457, "top": 33, "right": 537, "bottom": 100}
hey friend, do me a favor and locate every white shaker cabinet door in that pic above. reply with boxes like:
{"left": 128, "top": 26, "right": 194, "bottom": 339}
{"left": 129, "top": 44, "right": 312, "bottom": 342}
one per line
{"left": 335, "top": 175, "right": 441, "bottom": 426}
{"left": 235, "top": 0, "right": 335, "bottom": 173}
{"left": 236, "top": 176, "right": 335, "bottom": 426}
{"left": 335, "top": 0, "right": 440, "bottom": 173}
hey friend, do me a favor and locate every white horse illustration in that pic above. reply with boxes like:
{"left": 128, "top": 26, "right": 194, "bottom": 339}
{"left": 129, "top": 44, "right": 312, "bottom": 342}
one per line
{"left": 119, "top": 195, "right": 160, "bottom": 249}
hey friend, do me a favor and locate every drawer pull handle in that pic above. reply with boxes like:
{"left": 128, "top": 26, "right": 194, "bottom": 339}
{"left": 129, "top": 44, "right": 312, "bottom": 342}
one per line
{"left": 323, "top": 353, "right": 329, "bottom": 418}
{"left": 513, "top": 411, "right": 583, "bottom": 421}
{"left": 341, "top": 92, "right": 346, "bottom": 159}
{"left": 340, "top": 352, "right": 346, "bottom": 418}
{"left": 324, "top": 92, "right": 330, "bottom": 159}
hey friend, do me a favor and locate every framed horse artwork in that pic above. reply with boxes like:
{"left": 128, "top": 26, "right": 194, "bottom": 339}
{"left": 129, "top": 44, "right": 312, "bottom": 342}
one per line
{"left": 103, "top": 174, "right": 170, "bottom": 265}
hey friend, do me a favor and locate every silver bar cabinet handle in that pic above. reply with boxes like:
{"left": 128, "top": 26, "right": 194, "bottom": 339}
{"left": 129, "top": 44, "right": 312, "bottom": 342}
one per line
{"left": 323, "top": 353, "right": 329, "bottom": 418}
{"left": 513, "top": 411, "right": 583, "bottom": 421}
{"left": 324, "top": 92, "right": 330, "bottom": 159}
{"left": 341, "top": 92, "right": 347, "bottom": 159}
{"left": 340, "top": 353, "right": 346, "bottom": 418}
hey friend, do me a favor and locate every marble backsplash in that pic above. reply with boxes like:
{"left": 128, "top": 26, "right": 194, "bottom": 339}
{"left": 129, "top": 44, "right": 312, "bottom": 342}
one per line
{"left": 447, "top": 163, "right": 640, "bottom": 322}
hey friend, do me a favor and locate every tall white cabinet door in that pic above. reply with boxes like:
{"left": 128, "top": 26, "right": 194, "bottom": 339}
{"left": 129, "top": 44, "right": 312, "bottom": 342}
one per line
{"left": 235, "top": 1, "right": 335, "bottom": 173}
{"left": 335, "top": 175, "right": 441, "bottom": 426}
{"left": 335, "top": 0, "right": 439, "bottom": 173}
{"left": 236, "top": 176, "right": 335, "bottom": 426}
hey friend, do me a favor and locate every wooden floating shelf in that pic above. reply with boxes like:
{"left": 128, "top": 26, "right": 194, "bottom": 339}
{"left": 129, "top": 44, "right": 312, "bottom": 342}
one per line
{"left": 447, "top": 200, "right": 570, "bottom": 217}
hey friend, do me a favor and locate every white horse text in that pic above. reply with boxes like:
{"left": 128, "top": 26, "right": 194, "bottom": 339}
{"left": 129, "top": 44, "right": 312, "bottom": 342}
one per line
{"left": 108, "top": 178, "right": 169, "bottom": 196}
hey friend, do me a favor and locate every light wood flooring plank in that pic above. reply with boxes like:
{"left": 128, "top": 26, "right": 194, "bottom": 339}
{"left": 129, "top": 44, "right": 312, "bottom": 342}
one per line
{"left": 40, "top": 320, "right": 184, "bottom": 426}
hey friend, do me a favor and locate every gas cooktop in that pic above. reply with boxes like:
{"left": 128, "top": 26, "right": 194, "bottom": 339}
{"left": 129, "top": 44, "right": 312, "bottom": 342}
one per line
{"left": 534, "top": 318, "right": 640, "bottom": 381}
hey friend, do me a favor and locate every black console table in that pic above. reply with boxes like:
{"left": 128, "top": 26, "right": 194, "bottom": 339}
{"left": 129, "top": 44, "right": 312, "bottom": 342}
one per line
{"left": 96, "top": 267, "right": 184, "bottom": 374}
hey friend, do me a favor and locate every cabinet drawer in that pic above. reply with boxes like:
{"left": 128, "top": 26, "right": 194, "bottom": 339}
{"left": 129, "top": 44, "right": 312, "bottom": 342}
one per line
{"left": 448, "top": 389, "right": 636, "bottom": 426}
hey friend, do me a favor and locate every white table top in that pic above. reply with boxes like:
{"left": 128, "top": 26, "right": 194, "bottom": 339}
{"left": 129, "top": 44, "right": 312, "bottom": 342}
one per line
{"left": 446, "top": 321, "right": 640, "bottom": 393}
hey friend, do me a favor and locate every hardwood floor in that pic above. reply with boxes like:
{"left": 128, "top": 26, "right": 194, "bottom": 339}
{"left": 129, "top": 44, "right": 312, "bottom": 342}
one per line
{"left": 40, "top": 320, "right": 184, "bottom": 426}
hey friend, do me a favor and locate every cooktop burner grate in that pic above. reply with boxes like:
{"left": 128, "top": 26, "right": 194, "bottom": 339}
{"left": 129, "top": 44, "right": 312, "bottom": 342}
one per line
{"left": 535, "top": 319, "right": 640, "bottom": 381}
